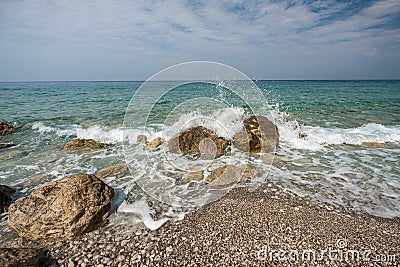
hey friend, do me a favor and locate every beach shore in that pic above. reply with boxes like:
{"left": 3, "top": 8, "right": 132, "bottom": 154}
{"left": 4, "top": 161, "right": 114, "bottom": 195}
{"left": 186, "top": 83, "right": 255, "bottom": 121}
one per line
{"left": 3, "top": 184, "right": 399, "bottom": 267}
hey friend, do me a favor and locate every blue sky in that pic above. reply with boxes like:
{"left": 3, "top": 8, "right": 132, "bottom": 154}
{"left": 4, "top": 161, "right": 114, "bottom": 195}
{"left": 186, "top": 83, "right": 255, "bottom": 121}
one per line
{"left": 0, "top": 0, "right": 399, "bottom": 81}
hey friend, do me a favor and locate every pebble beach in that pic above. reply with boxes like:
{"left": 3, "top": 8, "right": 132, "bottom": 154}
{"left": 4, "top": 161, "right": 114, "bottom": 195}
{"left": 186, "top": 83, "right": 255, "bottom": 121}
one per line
{"left": 3, "top": 184, "right": 399, "bottom": 267}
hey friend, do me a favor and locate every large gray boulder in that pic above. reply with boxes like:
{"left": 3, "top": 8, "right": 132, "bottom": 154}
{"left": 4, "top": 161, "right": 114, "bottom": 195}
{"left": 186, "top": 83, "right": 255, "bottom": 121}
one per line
{"left": 233, "top": 116, "right": 279, "bottom": 153}
{"left": 168, "top": 126, "right": 230, "bottom": 157}
{"left": 7, "top": 174, "right": 114, "bottom": 240}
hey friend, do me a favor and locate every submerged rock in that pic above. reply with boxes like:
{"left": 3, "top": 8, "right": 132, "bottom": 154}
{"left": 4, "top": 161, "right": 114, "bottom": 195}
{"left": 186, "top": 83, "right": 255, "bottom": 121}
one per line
{"left": 233, "top": 116, "right": 279, "bottom": 153}
{"left": 64, "top": 138, "right": 108, "bottom": 150}
{"left": 0, "top": 143, "right": 16, "bottom": 149}
{"left": 96, "top": 163, "right": 129, "bottom": 179}
{"left": 206, "top": 165, "right": 256, "bottom": 187}
{"left": 19, "top": 174, "right": 51, "bottom": 188}
{"left": 0, "top": 247, "right": 50, "bottom": 267}
{"left": 181, "top": 170, "right": 204, "bottom": 184}
{"left": 0, "top": 185, "right": 15, "bottom": 213}
{"left": 146, "top": 137, "right": 163, "bottom": 151}
{"left": 79, "top": 121, "right": 105, "bottom": 127}
{"left": 168, "top": 126, "right": 230, "bottom": 157}
{"left": 361, "top": 141, "right": 385, "bottom": 148}
{"left": 0, "top": 121, "right": 14, "bottom": 136}
{"left": 7, "top": 174, "right": 114, "bottom": 240}
{"left": 137, "top": 134, "right": 148, "bottom": 143}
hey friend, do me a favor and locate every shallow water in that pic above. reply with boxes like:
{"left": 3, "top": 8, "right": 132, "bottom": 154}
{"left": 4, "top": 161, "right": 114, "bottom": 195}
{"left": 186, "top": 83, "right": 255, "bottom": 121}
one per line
{"left": 0, "top": 80, "right": 399, "bottom": 241}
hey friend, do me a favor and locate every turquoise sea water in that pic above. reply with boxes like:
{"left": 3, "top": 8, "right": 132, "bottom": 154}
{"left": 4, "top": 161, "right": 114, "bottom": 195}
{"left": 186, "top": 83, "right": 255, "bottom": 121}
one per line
{"left": 0, "top": 80, "right": 399, "bottom": 239}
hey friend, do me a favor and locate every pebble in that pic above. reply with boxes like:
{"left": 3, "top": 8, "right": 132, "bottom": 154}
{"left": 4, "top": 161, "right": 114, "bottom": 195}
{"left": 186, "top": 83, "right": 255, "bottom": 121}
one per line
{"left": 116, "top": 255, "right": 125, "bottom": 262}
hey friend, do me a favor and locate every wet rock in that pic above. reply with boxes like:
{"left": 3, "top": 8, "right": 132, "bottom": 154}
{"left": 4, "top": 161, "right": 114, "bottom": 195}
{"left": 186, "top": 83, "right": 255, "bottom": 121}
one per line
{"left": 0, "top": 121, "right": 14, "bottom": 136}
{"left": 0, "top": 150, "right": 28, "bottom": 160}
{"left": 261, "top": 154, "right": 284, "bottom": 167}
{"left": 0, "top": 185, "right": 15, "bottom": 213}
{"left": 168, "top": 126, "right": 230, "bottom": 157}
{"left": 361, "top": 141, "right": 385, "bottom": 148}
{"left": 146, "top": 137, "right": 163, "bottom": 151}
{"left": 19, "top": 174, "right": 50, "bottom": 188}
{"left": 96, "top": 163, "right": 129, "bottom": 179}
{"left": 298, "top": 132, "right": 307, "bottom": 139}
{"left": 206, "top": 165, "right": 256, "bottom": 186}
{"left": 137, "top": 135, "right": 148, "bottom": 143}
{"left": 7, "top": 174, "right": 114, "bottom": 240}
{"left": 233, "top": 116, "right": 279, "bottom": 153}
{"left": 181, "top": 170, "right": 204, "bottom": 184}
{"left": 0, "top": 247, "right": 50, "bottom": 267}
{"left": 64, "top": 139, "right": 108, "bottom": 150}
{"left": 0, "top": 143, "right": 16, "bottom": 149}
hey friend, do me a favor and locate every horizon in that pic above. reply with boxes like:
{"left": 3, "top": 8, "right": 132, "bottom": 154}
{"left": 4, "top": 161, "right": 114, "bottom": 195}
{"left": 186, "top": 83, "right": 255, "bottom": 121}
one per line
{"left": 0, "top": 0, "right": 399, "bottom": 81}
{"left": 1, "top": 79, "right": 400, "bottom": 83}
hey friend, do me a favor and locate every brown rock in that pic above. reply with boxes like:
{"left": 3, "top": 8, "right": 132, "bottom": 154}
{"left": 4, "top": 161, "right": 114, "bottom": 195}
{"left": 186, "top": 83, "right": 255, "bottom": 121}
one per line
{"left": 7, "top": 174, "right": 114, "bottom": 239}
{"left": 0, "top": 185, "right": 15, "bottom": 213}
{"left": 298, "top": 132, "right": 308, "bottom": 139}
{"left": 181, "top": 170, "right": 204, "bottom": 184}
{"left": 168, "top": 126, "right": 230, "bottom": 157}
{"left": 96, "top": 163, "right": 129, "bottom": 179}
{"left": 137, "top": 134, "right": 148, "bottom": 143}
{"left": 0, "top": 247, "right": 49, "bottom": 267}
{"left": 233, "top": 116, "right": 279, "bottom": 153}
{"left": 0, "top": 122, "right": 14, "bottom": 136}
{"left": 361, "top": 141, "right": 385, "bottom": 148}
{"left": 206, "top": 165, "right": 256, "bottom": 186}
{"left": 146, "top": 137, "right": 163, "bottom": 151}
{"left": 64, "top": 138, "right": 108, "bottom": 150}
{"left": 0, "top": 143, "right": 16, "bottom": 149}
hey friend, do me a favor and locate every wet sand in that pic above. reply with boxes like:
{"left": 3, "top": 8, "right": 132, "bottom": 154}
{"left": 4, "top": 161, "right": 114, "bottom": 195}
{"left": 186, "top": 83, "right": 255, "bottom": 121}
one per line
{"left": 3, "top": 185, "right": 400, "bottom": 266}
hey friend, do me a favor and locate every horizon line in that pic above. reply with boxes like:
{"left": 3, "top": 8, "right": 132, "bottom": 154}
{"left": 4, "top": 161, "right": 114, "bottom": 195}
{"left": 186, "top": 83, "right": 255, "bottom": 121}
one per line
{"left": 1, "top": 78, "right": 400, "bottom": 83}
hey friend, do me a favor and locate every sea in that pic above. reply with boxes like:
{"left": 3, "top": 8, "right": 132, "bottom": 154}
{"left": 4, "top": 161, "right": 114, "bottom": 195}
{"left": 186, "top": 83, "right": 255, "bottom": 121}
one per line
{"left": 0, "top": 80, "right": 399, "bottom": 242}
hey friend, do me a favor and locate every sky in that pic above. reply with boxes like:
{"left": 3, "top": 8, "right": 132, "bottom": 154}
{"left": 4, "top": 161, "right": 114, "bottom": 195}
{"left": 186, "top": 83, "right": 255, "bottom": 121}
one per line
{"left": 0, "top": 0, "right": 399, "bottom": 81}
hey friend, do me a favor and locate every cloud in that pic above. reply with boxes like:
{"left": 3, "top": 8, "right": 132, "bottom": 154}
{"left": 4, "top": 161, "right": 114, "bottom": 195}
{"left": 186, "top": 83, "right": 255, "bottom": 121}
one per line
{"left": 0, "top": 0, "right": 399, "bottom": 80}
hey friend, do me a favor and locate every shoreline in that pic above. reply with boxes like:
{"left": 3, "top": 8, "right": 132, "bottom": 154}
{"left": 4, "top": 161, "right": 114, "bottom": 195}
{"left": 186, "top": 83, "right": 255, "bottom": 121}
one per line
{"left": 3, "top": 184, "right": 399, "bottom": 267}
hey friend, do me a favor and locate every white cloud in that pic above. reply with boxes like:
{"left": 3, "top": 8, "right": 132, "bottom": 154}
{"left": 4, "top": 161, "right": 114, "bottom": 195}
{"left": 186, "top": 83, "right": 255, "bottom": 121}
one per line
{"left": 0, "top": 0, "right": 399, "bottom": 80}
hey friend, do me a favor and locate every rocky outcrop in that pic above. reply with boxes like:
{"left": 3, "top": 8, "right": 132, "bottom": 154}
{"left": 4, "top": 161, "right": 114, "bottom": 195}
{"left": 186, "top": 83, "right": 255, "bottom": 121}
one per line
{"left": 361, "top": 141, "right": 385, "bottom": 148}
{"left": 0, "top": 143, "right": 16, "bottom": 149}
{"left": 0, "top": 185, "right": 15, "bottom": 213}
{"left": 64, "top": 138, "right": 108, "bottom": 150}
{"left": 168, "top": 126, "right": 230, "bottom": 157}
{"left": 7, "top": 174, "right": 114, "bottom": 240}
{"left": 96, "top": 163, "right": 129, "bottom": 179}
{"left": 206, "top": 165, "right": 256, "bottom": 187}
{"left": 0, "top": 122, "right": 14, "bottom": 136}
{"left": 0, "top": 247, "right": 50, "bottom": 267}
{"left": 233, "top": 116, "right": 279, "bottom": 153}
{"left": 137, "top": 135, "right": 148, "bottom": 143}
{"left": 146, "top": 137, "right": 163, "bottom": 151}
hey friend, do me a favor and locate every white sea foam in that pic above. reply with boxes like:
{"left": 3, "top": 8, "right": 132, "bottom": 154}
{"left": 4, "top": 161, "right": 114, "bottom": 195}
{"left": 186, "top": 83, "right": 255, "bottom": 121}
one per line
{"left": 162, "top": 106, "right": 246, "bottom": 140}
{"left": 116, "top": 199, "right": 169, "bottom": 230}
{"left": 278, "top": 122, "right": 400, "bottom": 151}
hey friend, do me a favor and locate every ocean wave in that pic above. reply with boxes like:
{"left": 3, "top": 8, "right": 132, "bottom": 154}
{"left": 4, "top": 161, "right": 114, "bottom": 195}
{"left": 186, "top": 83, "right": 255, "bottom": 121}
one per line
{"left": 278, "top": 122, "right": 400, "bottom": 151}
{"left": 32, "top": 122, "right": 126, "bottom": 144}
